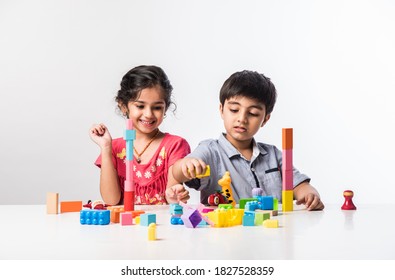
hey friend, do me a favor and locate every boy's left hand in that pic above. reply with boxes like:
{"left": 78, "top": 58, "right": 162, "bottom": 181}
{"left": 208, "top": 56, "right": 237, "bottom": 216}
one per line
{"left": 166, "top": 184, "right": 190, "bottom": 204}
{"left": 296, "top": 193, "right": 324, "bottom": 211}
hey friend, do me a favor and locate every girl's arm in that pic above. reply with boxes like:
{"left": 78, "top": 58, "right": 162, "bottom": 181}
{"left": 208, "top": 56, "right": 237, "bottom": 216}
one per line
{"left": 99, "top": 147, "right": 122, "bottom": 205}
{"left": 90, "top": 124, "right": 121, "bottom": 205}
{"left": 165, "top": 165, "right": 190, "bottom": 204}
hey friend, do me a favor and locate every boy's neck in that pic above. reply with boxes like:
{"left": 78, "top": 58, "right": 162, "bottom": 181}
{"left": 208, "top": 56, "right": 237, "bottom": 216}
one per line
{"left": 224, "top": 134, "right": 254, "bottom": 160}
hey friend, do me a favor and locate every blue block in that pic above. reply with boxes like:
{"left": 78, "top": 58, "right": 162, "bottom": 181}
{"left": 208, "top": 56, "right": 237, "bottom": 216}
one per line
{"left": 242, "top": 213, "right": 255, "bottom": 226}
{"left": 124, "top": 129, "right": 136, "bottom": 141}
{"left": 140, "top": 213, "right": 156, "bottom": 226}
{"left": 245, "top": 201, "right": 259, "bottom": 211}
{"left": 170, "top": 216, "right": 184, "bottom": 225}
{"left": 170, "top": 204, "right": 183, "bottom": 215}
{"left": 126, "top": 141, "right": 134, "bottom": 160}
{"left": 260, "top": 196, "right": 274, "bottom": 210}
{"left": 80, "top": 209, "right": 110, "bottom": 225}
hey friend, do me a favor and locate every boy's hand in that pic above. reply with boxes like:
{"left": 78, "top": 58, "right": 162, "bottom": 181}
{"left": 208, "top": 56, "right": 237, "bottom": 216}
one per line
{"left": 180, "top": 158, "right": 207, "bottom": 179}
{"left": 89, "top": 123, "right": 112, "bottom": 150}
{"left": 296, "top": 193, "right": 325, "bottom": 211}
{"left": 166, "top": 184, "right": 190, "bottom": 204}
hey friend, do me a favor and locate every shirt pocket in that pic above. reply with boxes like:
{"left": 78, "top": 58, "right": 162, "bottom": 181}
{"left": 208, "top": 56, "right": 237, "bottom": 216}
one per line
{"left": 261, "top": 168, "right": 283, "bottom": 199}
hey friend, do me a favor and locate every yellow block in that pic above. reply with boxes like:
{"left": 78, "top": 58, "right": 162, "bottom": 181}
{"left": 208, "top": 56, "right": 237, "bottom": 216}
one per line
{"left": 263, "top": 219, "right": 279, "bottom": 228}
{"left": 148, "top": 223, "right": 156, "bottom": 241}
{"left": 193, "top": 165, "right": 211, "bottom": 179}
{"left": 282, "top": 190, "right": 293, "bottom": 212}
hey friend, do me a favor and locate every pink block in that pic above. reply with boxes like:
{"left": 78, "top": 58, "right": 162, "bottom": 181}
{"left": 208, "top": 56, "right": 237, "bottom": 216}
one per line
{"left": 282, "top": 169, "right": 293, "bottom": 191}
{"left": 125, "top": 180, "right": 134, "bottom": 192}
{"left": 120, "top": 212, "right": 133, "bottom": 226}
{"left": 282, "top": 149, "right": 293, "bottom": 171}
{"left": 126, "top": 119, "right": 133, "bottom": 130}
{"left": 126, "top": 161, "right": 133, "bottom": 183}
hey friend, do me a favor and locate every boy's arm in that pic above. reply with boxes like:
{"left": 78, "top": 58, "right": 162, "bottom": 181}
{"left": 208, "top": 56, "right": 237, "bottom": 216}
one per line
{"left": 293, "top": 181, "right": 325, "bottom": 211}
{"left": 172, "top": 157, "right": 208, "bottom": 183}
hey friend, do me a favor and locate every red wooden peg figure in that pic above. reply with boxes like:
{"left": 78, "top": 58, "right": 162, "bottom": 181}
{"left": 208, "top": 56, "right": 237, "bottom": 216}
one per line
{"left": 341, "top": 190, "right": 357, "bottom": 210}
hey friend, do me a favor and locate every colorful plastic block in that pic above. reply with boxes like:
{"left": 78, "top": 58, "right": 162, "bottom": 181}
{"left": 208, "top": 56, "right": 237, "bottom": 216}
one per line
{"left": 282, "top": 128, "right": 293, "bottom": 150}
{"left": 196, "top": 165, "right": 211, "bottom": 178}
{"left": 60, "top": 201, "right": 82, "bottom": 213}
{"left": 282, "top": 169, "right": 293, "bottom": 191}
{"left": 46, "top": 192, "right": 58, "bottom": 214}
{"left": 123, "top": 129, "right": 136, "bottom": 141}
{"left": 242, "top": 212, "right": 255, "bottom": 226}
{"left": 260, "top": 196, "right": 274, "bottom": 210}
{"left": 263, "top": 219, "right": 279, "bottom": 228}
{"left": 282, "top": 149, "right": 293, "bottom": 171}
{"left": 120, "top": 212, "right": 133, "bottom": 226}
{"left": 254, "top": 212, "right": 270, "bottom": 226}
{"left": 80, "top": 209, "right": 110, "bottom": 225}
{"left": 170, "top": 203, "right": 183, "bottom": 215}
{"left": 140, "top": 213, "right": 156, "bottom": 226}
{"left": 148, "top": 223, "right": 156, "bottom": 241}
{"left": 282, "top": 190, "right": 293, "bottom": 212}
{"left": 239, "top": 198, "right": 258, "bottom": 209}
{"left": 181, "top": 208, "right": 202, "bottom": 228}
{"left": 170, "top": 216, "right": 184, "bottom": 225}
{"left": 107, "top": 206, "right": 124, "bottom": 223}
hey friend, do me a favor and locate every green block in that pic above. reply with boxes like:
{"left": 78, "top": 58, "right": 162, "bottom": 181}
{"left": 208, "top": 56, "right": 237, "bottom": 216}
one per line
{"left": 239, "top": 198, "right": 258, "bottom": 209}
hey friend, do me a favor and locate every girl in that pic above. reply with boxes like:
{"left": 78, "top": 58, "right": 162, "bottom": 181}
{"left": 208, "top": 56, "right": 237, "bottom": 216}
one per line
{"left": 89, "top": 65, "right": 190, "bottom": 205}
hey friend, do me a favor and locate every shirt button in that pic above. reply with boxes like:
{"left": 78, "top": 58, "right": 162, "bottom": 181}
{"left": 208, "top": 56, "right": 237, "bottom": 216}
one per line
{"left": 251, "top": 168, "right": 255, "bottom": 172}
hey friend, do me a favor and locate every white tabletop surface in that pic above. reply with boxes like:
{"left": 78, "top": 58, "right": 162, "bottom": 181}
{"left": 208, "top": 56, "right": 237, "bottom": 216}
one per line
{"left": 1, "top": 203, "right": 394, "bottom": 260}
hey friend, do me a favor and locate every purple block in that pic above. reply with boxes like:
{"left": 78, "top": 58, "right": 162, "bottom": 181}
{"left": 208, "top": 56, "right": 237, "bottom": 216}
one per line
{"left": 181, "top": 208, "right": 202, "bottom": 228}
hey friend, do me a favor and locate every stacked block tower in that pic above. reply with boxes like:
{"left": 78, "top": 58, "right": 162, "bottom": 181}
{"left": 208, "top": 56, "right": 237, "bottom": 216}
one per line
{"left": 282, "top": 128, "right": 293, "bottom": 212}
{"left": 124, "top": 119, "right": 136, "bottom": 211}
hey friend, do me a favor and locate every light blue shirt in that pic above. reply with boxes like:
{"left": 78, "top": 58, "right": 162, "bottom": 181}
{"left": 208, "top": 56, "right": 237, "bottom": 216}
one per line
{"left": 185, "top": 133, "right": 310, "bottom": 204}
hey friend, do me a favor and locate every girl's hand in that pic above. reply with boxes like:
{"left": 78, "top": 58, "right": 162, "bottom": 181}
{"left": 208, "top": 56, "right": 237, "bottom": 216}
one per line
{"left": 166, "top": 184, "right": 190, "bottom": 204}
{"left": 89, "top": 123, "right": 112, "bottom": 150}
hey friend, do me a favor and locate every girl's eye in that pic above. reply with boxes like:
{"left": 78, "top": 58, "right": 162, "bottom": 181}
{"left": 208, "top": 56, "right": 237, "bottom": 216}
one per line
{"left": 153, "top": 106, "right": 164, "bottom": 111}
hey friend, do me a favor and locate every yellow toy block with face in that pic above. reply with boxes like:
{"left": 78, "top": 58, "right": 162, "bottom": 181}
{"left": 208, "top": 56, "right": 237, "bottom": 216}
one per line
{"left": 207, "top": 208, "right": 244, "bottom": 227}
{"left": 218, "top": 171, "right": 235, "bottom": 207}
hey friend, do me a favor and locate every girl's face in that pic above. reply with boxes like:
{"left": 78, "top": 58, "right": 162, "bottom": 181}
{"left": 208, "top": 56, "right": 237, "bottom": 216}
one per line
{"left": 220, "top": 96, "right": 270, "bottom": 147}
{"left": 124, "top": 86, "right": 166, "bottom": 135}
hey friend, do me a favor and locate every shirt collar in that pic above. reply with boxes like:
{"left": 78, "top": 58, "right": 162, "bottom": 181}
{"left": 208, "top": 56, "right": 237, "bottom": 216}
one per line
{"left": 219, "top": 133, "right": 268, "bottom": 160}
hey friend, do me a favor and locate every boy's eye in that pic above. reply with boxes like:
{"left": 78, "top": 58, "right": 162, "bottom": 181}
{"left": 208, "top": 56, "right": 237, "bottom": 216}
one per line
{"left": 249, "top": 112, "right": 259, "bottom": 117}
{"left": 229, "top": 109, "right": 238, "bottom": 113}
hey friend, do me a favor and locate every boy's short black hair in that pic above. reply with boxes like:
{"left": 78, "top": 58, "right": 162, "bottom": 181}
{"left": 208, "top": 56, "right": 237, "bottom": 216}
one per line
{"left": 219, "top": 70, "right": 277, "bottom": 115}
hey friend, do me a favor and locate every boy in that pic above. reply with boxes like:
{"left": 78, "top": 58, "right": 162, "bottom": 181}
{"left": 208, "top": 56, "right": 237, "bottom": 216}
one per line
{"left": 172, "top": 70, "right": 324, "bottom": 210}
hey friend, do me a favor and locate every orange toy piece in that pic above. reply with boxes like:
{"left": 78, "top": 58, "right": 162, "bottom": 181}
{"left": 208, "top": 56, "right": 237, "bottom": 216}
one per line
{"left": 60, "top": 201, "right": 82, "bottom": 213}
{"left": 218, "top": 171, "right": 235, "bottom": 207}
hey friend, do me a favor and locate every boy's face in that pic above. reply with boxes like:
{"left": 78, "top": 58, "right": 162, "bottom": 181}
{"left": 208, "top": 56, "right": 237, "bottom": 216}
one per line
{"left": 220, "top": 96, "right": 270, "bottom": 146}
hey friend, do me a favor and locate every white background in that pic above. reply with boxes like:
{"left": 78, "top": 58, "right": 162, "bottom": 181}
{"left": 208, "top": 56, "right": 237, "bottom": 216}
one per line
{"left": 1, "top": 0, "right": 394, "bottom": 205}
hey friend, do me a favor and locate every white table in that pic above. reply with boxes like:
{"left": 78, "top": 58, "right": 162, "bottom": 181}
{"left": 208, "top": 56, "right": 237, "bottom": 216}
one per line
{"left": 1, "top": 203, "right": 394, "bottom": 260}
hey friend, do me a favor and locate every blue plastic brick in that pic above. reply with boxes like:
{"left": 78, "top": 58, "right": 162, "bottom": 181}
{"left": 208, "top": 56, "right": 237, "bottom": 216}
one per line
{"left": 170, "top": 203, "right": 183, "bottom": 215}
{"left": 80, "top": 209, "right": 110, "bottom": 225}
{"left": 242, "top": 212, "right": 255, "bottom": 226}
{"left": 123, "top": 129, "right": 136, "bottom": 141}
{"left": 170, "top": 216, "right": 184, "bottom": 225}
{"left": 140, "top": 213, "right": 156, "bottom": 226}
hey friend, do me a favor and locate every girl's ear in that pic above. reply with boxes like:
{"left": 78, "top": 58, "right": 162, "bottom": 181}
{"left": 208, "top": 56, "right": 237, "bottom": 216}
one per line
{"left": 261, "top": 114, "right": 271, "bottom": 127}
{"left": 119, "top": 102, "right": 128, "bottom": 117}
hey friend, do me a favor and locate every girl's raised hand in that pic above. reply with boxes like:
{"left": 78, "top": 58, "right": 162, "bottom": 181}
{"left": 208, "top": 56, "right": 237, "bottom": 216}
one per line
{"left": 89, "top": 123, "right": 112, "bottom": 150}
